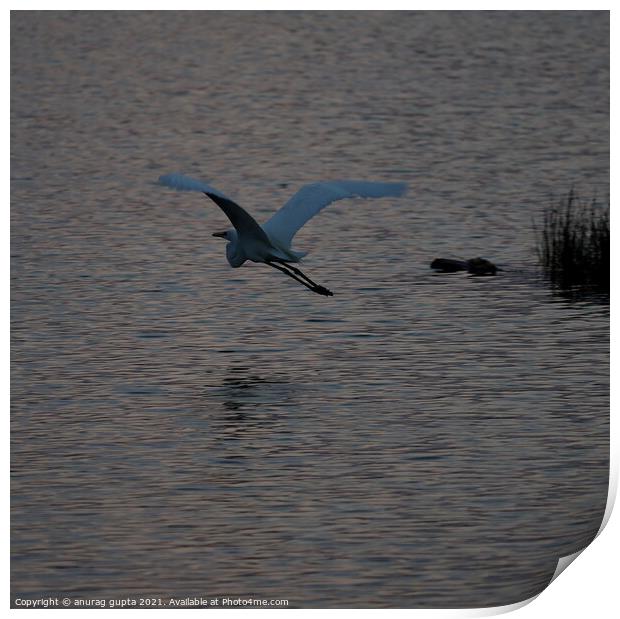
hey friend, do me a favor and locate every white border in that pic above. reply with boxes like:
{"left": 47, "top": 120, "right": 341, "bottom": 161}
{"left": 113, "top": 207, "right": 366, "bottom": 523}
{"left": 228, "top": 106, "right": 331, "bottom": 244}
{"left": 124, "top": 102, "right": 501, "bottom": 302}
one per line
{"left": 7, "top": 5, "right": 614, "bottom": 617}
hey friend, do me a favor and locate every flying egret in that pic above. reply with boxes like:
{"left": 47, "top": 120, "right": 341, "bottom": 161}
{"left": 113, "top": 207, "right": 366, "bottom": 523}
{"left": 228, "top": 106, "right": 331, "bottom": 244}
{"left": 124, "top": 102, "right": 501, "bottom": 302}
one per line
{"left": 158, "top": 173, "right": 407, "bottom": 296}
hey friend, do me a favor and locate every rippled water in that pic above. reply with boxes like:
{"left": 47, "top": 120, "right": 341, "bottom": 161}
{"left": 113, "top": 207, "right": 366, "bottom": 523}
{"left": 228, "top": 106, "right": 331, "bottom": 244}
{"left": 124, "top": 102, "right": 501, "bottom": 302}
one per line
{"left": 11, "top": 11, "right": 609, "bottom": 608}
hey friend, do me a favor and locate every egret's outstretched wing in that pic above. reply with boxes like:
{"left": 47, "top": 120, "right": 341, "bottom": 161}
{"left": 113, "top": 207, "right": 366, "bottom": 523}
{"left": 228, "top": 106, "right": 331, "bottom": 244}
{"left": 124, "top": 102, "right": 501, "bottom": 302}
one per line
{"left": 158, "top": 174, "right": 270, "bottom": 243}
{"left": 263, "top": 181, "right": 407, "bottom": 247}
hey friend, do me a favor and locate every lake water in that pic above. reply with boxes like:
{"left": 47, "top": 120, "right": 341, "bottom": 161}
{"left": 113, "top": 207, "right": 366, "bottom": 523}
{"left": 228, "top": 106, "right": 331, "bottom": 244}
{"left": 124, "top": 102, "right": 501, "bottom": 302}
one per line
{"left": 11, "top": 11, "right": 609, "bottom": 608}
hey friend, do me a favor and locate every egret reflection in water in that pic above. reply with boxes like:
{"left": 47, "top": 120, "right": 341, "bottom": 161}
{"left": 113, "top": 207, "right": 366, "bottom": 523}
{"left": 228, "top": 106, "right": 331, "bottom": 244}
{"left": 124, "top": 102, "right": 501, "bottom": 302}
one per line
{"left": 207, "top": 365, "right": 296, "bottom": 413}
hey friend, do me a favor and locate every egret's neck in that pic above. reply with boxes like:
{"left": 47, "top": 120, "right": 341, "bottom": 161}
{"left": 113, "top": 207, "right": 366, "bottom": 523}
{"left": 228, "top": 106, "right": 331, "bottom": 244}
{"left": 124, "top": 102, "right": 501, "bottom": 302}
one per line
{"left": 225, "top": 235, "right": 246, "bottom": 268}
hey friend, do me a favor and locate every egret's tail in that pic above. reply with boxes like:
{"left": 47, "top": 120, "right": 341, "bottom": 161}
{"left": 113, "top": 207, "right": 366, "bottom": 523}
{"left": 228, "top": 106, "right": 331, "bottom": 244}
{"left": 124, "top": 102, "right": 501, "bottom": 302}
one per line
{"left": 266, "top": 236, "right": 308, "bottom": 263}
{"left": 267, "top": 247, "right": 307, "bottom": 263}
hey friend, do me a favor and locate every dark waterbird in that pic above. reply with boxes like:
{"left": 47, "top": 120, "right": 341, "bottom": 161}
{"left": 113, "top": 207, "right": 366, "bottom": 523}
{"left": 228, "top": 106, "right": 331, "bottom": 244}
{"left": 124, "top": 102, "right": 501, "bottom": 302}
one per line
{"left": 431, "top": 257, "right": 499, "bottom": 275}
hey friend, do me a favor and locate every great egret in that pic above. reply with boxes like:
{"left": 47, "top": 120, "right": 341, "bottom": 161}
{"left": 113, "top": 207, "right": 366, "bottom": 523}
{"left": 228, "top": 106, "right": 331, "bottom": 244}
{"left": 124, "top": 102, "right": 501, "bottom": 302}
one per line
{"left": 158, "top": 173, "right": 407, "bottom": 296}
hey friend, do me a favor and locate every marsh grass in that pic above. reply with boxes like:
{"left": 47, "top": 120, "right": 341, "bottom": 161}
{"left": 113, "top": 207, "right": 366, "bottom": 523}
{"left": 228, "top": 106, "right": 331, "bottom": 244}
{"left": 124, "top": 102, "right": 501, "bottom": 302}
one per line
{"left": 536, "top": 189, "right": 609, "bottom": 294}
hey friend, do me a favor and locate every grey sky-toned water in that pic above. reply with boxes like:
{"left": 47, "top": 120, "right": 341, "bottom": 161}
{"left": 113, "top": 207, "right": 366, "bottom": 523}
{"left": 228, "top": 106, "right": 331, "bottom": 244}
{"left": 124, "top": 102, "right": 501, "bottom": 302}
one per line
{"left": 11, "top": 11, "right": 608, "bottom": 608}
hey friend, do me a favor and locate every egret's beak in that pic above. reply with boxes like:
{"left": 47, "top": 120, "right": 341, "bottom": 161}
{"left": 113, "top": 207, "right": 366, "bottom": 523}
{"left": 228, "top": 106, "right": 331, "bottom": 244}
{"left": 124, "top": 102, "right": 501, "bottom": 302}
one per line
{"left": 212, "top": 232, "right": 227, "bottom": 238}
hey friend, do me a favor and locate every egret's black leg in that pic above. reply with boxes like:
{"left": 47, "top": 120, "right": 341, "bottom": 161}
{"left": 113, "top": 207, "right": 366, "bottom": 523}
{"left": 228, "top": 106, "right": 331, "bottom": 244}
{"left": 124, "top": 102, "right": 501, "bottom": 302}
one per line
{"left": 270, "top": 260, "right": 332, "bottom": 293}
{"left": 266, "top": 262, "right": 333, "bottom": 296}
{"left": 267, "top": 262, "right": 318, "bottom": 292}
{"left": 285, "top": 264, "right": 321, "bottom": 287}
{"left": 286, "top": 264, "right": 334, "bottom": 296}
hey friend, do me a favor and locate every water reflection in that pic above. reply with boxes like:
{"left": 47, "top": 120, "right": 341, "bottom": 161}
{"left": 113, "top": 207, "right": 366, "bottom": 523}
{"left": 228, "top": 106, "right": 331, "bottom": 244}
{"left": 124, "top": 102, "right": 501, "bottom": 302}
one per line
{"left": 206, "top": 363, "right": 295, "bottom": 412}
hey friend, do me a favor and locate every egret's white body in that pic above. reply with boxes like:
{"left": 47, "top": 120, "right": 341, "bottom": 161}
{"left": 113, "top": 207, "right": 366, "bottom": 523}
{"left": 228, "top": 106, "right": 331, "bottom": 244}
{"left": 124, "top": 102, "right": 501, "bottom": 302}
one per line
{"left": 158, "top": 173, "right": 407, "bottom": 295}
